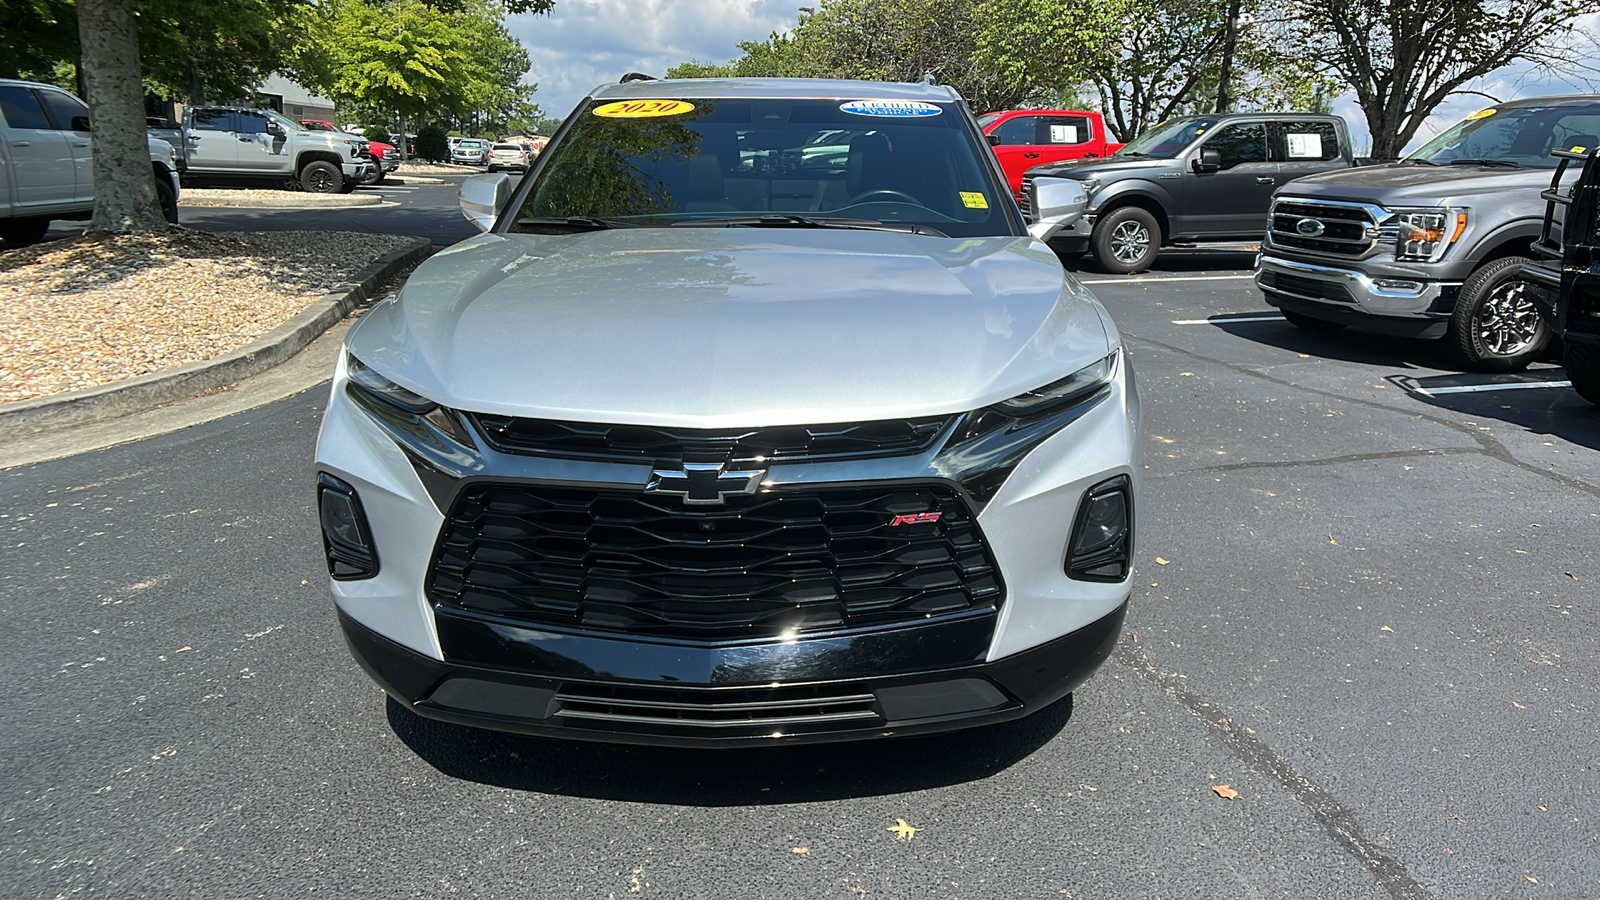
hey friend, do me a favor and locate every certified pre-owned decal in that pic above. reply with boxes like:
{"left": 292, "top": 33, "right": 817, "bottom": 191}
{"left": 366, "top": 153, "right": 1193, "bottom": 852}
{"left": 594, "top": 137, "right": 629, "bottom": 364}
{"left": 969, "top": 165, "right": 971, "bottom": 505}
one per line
{"left": 839, "top": 99, "right": 943, "bottom": 118}
{"left": 592, "top": 99, "right": 696, "bottom": 118}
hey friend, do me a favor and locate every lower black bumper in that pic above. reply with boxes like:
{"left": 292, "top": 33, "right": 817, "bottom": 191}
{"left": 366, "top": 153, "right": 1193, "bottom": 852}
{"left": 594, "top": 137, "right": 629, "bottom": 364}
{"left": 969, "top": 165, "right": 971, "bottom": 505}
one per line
{"left": 340, "top": 602, "right": 1126, "bottom": 748}
{"left": 1262, "top": 292, "right": 1451, "bottom": 339}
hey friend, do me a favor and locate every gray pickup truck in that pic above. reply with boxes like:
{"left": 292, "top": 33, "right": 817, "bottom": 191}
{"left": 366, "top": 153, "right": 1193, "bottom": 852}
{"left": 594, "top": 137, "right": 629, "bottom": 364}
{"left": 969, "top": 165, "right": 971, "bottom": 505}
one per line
{"left": 182, "top": 106, "right": 371, "bottom": 193}
{"left": 1257, "top": 94, "right": 1600, "bottom": 371}
{"left": 1026, "top": 112, "right": 1355, "bottom": 273}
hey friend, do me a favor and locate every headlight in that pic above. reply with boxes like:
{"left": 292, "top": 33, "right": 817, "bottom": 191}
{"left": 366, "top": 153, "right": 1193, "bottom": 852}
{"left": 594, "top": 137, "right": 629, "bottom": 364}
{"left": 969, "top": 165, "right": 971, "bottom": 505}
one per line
{"left": 1391, "top": 208, "right": 1467, "bottom": 262}
{"left": 345, "top": 354, "right": 473, "bottom": 445}
{"left": 991, "top": 353, "right": 1115, "bottom": 417}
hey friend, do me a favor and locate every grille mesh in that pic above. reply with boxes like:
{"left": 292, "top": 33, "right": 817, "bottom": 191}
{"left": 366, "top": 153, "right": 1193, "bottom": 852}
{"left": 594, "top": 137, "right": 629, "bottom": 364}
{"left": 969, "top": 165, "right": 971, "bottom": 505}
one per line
{"left": 428, "top": 483, "right": 1002, "bottom": 642}
{"left": 1269, "top": 201, "right": 1378, "bottom": 257}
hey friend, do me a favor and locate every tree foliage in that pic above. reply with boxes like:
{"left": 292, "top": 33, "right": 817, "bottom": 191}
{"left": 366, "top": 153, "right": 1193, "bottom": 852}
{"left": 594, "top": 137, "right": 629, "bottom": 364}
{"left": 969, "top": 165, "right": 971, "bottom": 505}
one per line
{"left": 1275, "top": 0, "right": 1593, "bottom": 158}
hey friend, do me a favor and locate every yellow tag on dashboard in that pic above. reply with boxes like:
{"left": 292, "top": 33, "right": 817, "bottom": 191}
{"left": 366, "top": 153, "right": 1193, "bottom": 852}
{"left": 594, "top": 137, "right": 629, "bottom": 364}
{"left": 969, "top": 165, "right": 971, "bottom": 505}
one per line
{"left": 1466, "top": 108, "right": 1496, "bottom": 120}
{"left": 592, "top": 99, "right": 695, "bottom": 118}
{"left": 960, "top": 192, "right": 989, "bottom": 209}
{"left": 1571, "top": 145, "right": 1589, "bottom": 153}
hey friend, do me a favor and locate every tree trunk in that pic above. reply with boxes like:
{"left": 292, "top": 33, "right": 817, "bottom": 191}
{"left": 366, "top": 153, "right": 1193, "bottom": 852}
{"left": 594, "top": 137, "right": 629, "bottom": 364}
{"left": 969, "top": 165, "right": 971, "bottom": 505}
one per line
{"left": 78, "top": 0, "right": 167, "bottom": 233}
{"left": 1214, "top": 0, "right": 1242, "bottom": 113}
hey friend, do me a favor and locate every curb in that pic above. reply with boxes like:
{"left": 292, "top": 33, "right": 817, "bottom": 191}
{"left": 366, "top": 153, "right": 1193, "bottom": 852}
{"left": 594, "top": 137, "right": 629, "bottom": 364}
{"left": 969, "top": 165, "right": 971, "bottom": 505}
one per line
{"left": 0, "top": 238, "right": 433, "bottom": 437}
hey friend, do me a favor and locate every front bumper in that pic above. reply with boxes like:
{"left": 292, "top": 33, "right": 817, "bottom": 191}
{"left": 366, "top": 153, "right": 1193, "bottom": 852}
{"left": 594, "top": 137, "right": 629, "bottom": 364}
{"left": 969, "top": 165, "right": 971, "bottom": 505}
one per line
{"left": 1256, "top": 254, "right": 1457, "bottom": 338}
{"left": 380, "top": 156, "right": 401, "bottom": 173}
{"left": 343, "top": 160, "right": 373, "bottom": 181}
{"left": 342, "top": 601, "right": 1125, "bottom": 747}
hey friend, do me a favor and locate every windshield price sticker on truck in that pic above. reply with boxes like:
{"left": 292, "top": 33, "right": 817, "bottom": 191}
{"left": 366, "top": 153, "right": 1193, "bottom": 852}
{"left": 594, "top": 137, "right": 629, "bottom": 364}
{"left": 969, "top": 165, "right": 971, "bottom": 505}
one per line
{"left": 959, "top": 192, "right": 989, "bottom": 209}
{"left": 592, "top": 100, "right": 696, "bottom": 118}
{"left": 839, "top": 100, "right": 943, "bottom": 118}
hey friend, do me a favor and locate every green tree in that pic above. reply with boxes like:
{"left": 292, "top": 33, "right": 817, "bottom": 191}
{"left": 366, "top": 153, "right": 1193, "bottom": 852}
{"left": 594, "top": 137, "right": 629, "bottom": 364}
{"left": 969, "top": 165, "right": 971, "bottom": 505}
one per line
{"left": 1276, "top": 0, "right": 1593, "bottom": 158}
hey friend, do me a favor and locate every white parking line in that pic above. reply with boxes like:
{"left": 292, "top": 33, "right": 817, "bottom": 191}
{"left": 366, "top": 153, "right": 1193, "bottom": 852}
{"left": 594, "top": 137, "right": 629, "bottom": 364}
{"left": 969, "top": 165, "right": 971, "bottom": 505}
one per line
{"left": 1079, "top": 274, "right": 1256, "bottom": 284}
{"left": 1171, "top": 315, "right": 1285, "bottom": 325}
{"left": 1407, "top": 380, "right": 1571, "bottom": 397}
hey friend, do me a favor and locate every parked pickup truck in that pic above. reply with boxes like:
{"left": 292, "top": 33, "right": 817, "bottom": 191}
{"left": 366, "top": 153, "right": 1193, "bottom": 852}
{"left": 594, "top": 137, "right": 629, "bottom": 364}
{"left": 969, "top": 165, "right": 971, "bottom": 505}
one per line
{"left": 182, "top": 106, "right": 370, "bottom": 193}
{"left": 977, "top": 109, "right": 1122, "bottom": 199}
{"left": 2, "top": 78, "right": 181, "bottom": 244}
{"left": 1257, "top": 94, "right": 1600, "bottom": 371}
{"left": 1026, "top": 112, "right": 1355, "bottom": 273}
{"left": 1523, "top": 147, "right": 1600, "bottom": 403}
{"left": 301, "top": 119, "right": 398, "bottom": 185}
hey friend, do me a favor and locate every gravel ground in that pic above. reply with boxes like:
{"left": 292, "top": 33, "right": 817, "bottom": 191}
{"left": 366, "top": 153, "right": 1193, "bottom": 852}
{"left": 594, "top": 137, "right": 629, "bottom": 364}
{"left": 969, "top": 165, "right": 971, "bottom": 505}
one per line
{"left": 180, "top": 188, "right": 382, "bottom": 208}
{"left": 395, "top": 160, "right": 480, "bottom": 175}
{"left": 0, "top": 229, "right": 417, "bottom": 404}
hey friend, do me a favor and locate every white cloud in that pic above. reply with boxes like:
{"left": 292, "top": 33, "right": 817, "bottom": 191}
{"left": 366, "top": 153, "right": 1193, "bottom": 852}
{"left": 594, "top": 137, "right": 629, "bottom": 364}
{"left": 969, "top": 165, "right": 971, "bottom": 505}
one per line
{"left": 508, "top": 0, "right": 800, "bottom": 119}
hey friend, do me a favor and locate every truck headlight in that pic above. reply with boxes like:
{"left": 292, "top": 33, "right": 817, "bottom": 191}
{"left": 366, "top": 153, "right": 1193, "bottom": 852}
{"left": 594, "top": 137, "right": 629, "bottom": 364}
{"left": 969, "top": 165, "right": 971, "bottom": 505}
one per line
{"left": 1392, "top": 208, "right": 1467, "bottom": 262}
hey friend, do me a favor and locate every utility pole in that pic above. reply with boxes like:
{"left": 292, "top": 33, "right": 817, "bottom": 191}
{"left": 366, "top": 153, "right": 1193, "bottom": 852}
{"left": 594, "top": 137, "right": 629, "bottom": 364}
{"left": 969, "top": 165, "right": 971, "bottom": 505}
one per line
{"left": 1215, "top": 0, "right": 1243, "bottom": 114}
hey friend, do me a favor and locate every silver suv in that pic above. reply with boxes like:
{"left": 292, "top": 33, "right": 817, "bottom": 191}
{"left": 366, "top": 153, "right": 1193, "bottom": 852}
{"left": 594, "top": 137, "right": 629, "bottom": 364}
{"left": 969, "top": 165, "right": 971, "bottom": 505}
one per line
{"left": 315, "top": 78, "right": 1140, "bottom": 746}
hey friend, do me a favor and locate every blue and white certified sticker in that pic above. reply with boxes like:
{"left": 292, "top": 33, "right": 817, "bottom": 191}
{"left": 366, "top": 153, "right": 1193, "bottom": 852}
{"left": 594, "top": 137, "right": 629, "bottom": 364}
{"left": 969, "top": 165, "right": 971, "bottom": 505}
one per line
{"left": 839, "top": 99, "right": 943, "bottom": 118}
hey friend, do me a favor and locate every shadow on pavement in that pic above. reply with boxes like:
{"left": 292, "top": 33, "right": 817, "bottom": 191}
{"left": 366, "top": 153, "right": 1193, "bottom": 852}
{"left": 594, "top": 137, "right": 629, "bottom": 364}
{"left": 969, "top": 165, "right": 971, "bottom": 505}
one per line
{"left": 387, "top": 692, "right": 1074, "bottom": 803}
{"left": 1053, "top": 243, "right": 1258, "bottom": 275}
{"left": 1389, "top": 372, "right": 1600, "bottom": 451}
{"left": 1209, "top": 317, "right": 1464, "bottom": 370}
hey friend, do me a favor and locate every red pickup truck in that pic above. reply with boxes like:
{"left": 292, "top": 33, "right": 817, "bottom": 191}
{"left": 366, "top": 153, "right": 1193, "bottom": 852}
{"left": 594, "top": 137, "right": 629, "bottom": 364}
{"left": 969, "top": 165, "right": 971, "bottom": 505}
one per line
{"left": 979, "top": 109, "right": 1123, "bottom": 198}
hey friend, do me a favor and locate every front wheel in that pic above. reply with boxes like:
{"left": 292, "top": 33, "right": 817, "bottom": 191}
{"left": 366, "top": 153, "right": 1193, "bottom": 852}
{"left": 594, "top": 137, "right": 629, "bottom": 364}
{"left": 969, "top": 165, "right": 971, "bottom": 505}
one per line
{"left": 1565, "top": 340, "right": 1600, "bottom": 406}
{"left": 299, "top": 160, "right": 342, "bottom": 193}
{"left": 360, "top": 166, "right": 384, "bottom": 186}
{"left": 156, "top": 177, "right": 179, "bottom": 224}
{"left": 1091, "top": 206, "right": 1161, "bottom": 274}
{"left": 0, "top": 216, "right": 50, "bottom": 244}
{"left": 1449, "top": 256, "right": 1550, "bottom": 372}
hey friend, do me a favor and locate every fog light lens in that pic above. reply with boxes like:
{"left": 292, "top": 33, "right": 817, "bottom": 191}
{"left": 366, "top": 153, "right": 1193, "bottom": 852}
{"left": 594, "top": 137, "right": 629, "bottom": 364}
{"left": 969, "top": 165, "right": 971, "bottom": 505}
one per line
{"left": 1372, "top": 278, "right": 1422, "bottom": 292}
{"left": 1067, "top": 475, "right": 1133, "bottom": 582}
{"left": 318, "top": 472, "right": 379, "bottom": 579}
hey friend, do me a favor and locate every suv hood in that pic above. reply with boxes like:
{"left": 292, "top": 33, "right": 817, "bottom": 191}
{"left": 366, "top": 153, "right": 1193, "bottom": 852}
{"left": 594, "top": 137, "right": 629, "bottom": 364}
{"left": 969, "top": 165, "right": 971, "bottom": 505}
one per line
{"left": 346, "top": 229, "right": 1112, "bottom": 427}
{"left": 1030, "top": 156, "right": 1177, "bottom": 180}
{"left": 1279, "top": 163, "right": 1551, "bottom": 207}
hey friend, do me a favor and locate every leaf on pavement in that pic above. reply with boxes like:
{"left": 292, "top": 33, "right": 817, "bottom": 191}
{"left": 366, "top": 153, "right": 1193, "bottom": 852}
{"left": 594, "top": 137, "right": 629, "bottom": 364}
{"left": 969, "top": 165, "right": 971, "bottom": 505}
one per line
{"left": 175, "top": 646, "right": 193, "bottom": 652}
{"left": 1155, "top": 557, "right": 1170, "bottom": 565}
{"left": 1211, "top": 784, "right": 1239, "bottom": 800}
{"left": 1379, "top": 625, "right": 1394, "bottom": 633}
{"left": 792, "top": 847, "right": 809, "bottom": 854}
{"left": 887, "top": 818, "right": 918, "bottom": 841}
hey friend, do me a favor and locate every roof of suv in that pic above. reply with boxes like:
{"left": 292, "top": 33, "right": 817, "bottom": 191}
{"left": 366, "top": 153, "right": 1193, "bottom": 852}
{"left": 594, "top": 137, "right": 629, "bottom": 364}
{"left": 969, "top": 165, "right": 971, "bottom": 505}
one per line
{"left": 587, "top": 77, "right": 962, "bottom": 104}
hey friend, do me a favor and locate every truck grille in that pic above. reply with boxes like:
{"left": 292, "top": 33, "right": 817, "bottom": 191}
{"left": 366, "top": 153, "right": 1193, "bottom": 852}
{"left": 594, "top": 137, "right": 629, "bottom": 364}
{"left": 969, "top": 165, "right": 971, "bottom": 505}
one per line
{"left": 553, "top": 682, "right": 881, "bottom": 729}
{"left": 427, "top": 483, "right": 1003, "bottom": 642}
{"left": 1269, "top": 200, "right": 1380, "bottom": 258}
{"left": 1018, "top": 175, "right": 1035, "bottom": 215}
{"left": 1258, "top": 270, "right": 1356, "bottom": 304}
{"left": 469, "top": 414, "right": 951, "bottom": 463}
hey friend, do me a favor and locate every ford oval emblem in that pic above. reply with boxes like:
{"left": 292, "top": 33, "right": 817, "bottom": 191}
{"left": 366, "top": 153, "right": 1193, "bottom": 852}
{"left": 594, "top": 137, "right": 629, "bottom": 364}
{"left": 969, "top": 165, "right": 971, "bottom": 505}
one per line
{"left": 1296, "top": 217, "right": 1326, "bottom": 237}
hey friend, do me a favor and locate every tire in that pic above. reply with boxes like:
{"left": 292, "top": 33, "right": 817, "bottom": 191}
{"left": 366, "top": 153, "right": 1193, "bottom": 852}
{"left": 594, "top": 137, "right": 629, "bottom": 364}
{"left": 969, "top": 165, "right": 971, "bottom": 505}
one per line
{"left": 1281, "top": 309, "right": 1345, "bottom": 331}
{"left": 156, "top": 177, "right": 179, "bottom": 224}
{"left": 338, "top": 177, "right": 357, "bottom": 195}
{"left": 0, "top": 217, "right": 50, "bottom": 244}
{"left": 1449, "top": 256, "right": 1551, "bottom": 372}
{"left": 299, "top": 160, "right": 341, "bottom": 193}
{"left": 360, "top": 166, "right": 383, "bottom": 186}
{"left": 1091, "top": 206, "right": 1161, "bottom": 274}
{"left": 1565, "top": 340, "right": 1600, "bottom": 406}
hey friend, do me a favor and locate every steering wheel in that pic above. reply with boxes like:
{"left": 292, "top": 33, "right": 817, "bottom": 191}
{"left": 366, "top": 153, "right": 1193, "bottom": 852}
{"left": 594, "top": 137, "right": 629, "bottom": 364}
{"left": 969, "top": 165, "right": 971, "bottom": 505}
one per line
{"left": 847, "top": 189, "right": 920, "bottom": 205}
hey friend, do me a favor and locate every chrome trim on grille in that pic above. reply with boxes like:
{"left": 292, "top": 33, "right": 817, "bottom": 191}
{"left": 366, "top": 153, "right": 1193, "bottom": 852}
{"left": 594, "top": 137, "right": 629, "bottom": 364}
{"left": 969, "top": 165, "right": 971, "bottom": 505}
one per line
{"left": 1267, "top": 197, "right": 1392, "bottom": 260}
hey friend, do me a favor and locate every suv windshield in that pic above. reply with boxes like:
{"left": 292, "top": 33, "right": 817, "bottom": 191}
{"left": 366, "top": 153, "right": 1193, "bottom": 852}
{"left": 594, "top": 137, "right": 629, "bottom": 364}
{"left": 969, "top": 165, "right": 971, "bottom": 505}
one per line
{"left": 510, "top": 97, "right": 1016, "bottom": 237}
{"left": 1116, "top": 117, "right": 1218, "bottom": 158}
{"left": 1408, "top": 101, "right": 1600, "bottom": 168}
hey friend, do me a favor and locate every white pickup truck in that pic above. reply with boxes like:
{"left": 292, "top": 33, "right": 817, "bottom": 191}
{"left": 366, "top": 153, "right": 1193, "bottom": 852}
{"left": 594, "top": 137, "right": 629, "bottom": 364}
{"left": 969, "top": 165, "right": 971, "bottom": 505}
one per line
{"left": 1, "top": 78, "right": 182, "bottom": 244}
{"left": 182, "top": 106, "right": 371, "bottom": 193}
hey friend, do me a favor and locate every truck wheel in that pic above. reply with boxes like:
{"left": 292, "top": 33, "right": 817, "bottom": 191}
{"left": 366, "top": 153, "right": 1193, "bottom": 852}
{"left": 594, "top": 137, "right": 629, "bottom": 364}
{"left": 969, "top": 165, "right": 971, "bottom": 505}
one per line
{"left": 360, "top": 166, "right": 383, "bottom": 186}
{"left": 156, "top": 177, "right": 179, "bottom": 224}
{"left": 1449, "top": 256, "right": 1550, "bottom": 372}
{"left": 1092, "top": 207, "right": 1160, "bottom": 274}
{"left": 338, "top": 177, "right": 357, "bottom": 195}
{"left": 299, "top": 160, "right": 341, "bottom": 193}
{"left": 0, "top": 217, "right": 50, "bottom": 244}
{"left": 1565, "top": 341, "right": 1600, "bottom": 406}
{"left": 1281, "top": 309, "right": 1345, "bottom": 331}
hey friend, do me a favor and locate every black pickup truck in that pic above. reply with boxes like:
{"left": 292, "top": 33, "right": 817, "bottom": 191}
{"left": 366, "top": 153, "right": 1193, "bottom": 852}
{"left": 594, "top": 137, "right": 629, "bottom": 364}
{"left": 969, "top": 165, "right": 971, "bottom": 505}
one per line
{"left": 1026, "top": 112, "right": 1357, "bottom": 272}
{"left": 1524, "top": 147, "right": 1600, "bottom": 405}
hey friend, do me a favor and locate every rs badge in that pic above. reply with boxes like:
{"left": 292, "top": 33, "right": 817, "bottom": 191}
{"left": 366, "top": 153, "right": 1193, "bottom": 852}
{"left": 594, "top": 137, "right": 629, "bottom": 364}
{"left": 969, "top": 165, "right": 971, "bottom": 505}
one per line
{"left": 889, "top": 512, "right": 942, "bottom": 526}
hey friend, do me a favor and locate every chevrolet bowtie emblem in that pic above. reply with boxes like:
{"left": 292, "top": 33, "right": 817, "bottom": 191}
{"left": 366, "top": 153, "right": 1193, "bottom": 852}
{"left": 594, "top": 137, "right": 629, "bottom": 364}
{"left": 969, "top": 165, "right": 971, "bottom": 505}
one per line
{"left": 645, "top": 462, "right": 765, "bottom": 506}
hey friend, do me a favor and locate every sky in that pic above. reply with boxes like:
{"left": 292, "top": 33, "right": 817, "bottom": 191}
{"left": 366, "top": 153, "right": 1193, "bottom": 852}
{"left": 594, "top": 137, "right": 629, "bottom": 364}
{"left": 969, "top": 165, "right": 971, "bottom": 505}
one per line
{"left": 506, "top": 3, "right": 1599, "bottom": 154}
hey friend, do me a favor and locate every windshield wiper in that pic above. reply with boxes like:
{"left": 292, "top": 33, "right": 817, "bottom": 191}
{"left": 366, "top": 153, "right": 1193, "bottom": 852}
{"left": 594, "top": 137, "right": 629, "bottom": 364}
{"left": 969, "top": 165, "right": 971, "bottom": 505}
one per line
{"left": 513, "top": 216, "right": 638, "bottom": 231}
{"left": 1116, "top": 150, "right": 1151, "bottom": 158}
{"left": 1397, "top": 158, "right": 1440, "bottom": 166}
{"left": 1446, "top": 158, "right": 1520, "bottom": 168}
{"left": 671, "top": 214, "right": 949, "bottom": 237}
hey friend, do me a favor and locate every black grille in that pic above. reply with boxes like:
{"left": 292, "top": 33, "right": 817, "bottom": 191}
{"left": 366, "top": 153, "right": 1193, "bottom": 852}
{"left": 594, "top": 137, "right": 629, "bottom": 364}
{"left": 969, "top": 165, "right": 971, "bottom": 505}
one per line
{"left": 1018, "top": 175, "right": 1035, "bottom": 215}
{"left": 1269, "top": 201, "right": 1377, "bottom": 257}
{"left": 469, "top": 415, "right": 951, "bottom": 462}
{"left": 428, "top": 483, "right": 1002, "bottom": 641}
{"left": 1260, "top": 271, "right": 1356, "bottom": 304}
{"left": 554, "top": 682, "right": 880, "bottom": 729}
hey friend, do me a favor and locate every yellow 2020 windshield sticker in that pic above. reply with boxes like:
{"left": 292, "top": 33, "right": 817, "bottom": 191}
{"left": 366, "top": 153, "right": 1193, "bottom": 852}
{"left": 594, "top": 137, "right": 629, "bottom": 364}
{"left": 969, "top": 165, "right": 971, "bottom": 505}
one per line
{"left": 960, "top": 192, "right": 989, "bottom": 209}
{"left": 593, "top": 99, "right": 695, "bottom": 118}
{"left": 1466, "top": 108, "right": 1496, "bottom": 120}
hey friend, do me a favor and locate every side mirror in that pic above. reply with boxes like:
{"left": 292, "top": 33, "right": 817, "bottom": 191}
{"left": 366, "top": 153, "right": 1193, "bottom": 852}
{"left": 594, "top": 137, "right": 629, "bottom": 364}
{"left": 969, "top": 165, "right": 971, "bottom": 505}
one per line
{"left": 70, "top": 115, "right": 91, "bottom": 132}
{"left": 266, "top": 121, "right": 284, "bottom": 136}
{"left": 1025, "top": 175, "right": 1088, "bottom": 242}
{"left": 1194, "top": 147, "right": 1221, "bottom": 173}
{"left": 986, "top": 133, "right": 1002, "bottom": 147}
{"left": 459, "top": 173, "right": 512, "bottom": 231}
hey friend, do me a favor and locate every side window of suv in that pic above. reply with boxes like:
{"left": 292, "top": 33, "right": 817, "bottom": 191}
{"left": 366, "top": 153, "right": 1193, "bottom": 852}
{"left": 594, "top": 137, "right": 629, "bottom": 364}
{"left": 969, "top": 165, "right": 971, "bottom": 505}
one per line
{"left": 990, "top": 115, "right": 1037, "bottom": 146}
{"left": 1038, "top": 115, "right": 1091, "bottom": 145}
{"left": 191, "top": 109, "right": 235, "bottom": 131}
{"left": 0, "top": 86, "right": 53, "bottom": 130}
{"left": 1205, "top": 122, "right": 1268, "bottom": 169}
{"left": 1279, "top": 121, "right": 1339, "bottom": 161}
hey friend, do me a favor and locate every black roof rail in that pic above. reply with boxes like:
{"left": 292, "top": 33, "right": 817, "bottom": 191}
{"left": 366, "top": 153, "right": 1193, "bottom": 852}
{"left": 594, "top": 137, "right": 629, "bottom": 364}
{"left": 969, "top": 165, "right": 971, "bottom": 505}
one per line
{"left": 619, "top": 73, "right": 659, "bottom": 84}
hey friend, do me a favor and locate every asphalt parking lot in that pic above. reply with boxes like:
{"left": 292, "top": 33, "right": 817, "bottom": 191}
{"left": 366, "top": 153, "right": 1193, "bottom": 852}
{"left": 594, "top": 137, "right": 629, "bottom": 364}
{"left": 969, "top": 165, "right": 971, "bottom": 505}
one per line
{"left": 2, "top": 240, "right": 1596, "bottom": 898}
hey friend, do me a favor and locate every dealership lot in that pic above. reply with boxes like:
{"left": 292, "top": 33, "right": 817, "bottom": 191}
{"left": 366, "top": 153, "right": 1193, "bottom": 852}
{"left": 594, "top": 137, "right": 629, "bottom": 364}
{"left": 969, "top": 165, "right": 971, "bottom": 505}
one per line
{"left": 1, "top": 242, "right": 1594, "bottom": 898}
